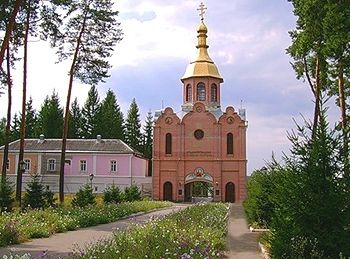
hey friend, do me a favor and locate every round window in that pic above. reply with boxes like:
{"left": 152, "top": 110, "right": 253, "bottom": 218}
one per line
{"left": 194, "top": 129, "right": 204, "bottom": 140}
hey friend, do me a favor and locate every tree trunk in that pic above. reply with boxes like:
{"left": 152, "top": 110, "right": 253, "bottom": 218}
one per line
{"left": 1, "top": 45, "right": 12, "bottom": 181}
{"left": 0, "top": 0, "right": 22, "bottom": 68}
{"left": 16, "top": 5, "right": 30, "bottom": 207}
{"left": 312, "top": 56, "right": 321, "bottom": 138}
{"left": 59, "top": 11, "right": 88, "bottom": 203}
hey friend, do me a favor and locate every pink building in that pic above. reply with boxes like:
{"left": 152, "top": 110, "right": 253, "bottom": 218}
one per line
{"left": 0, "top": 135, "right": 151, "bottom": 194}
{"left": 152, "top": 16, "right": 247, "bottom": 202}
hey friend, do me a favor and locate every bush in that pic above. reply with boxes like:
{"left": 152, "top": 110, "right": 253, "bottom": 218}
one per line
{"left": 0, "top": 177, "right": 14, "bottom": 212}
{"left": 103, "top": 184, "right": 121, "bottom": 204}
{"left": 72, "top": 184, "right": 96, "bottom": 207}
{"left": 23, "top": 175, "right": 46, "bottom": 209}
{"left": 123, "top": 185, "right": 141, "bottom": 202}
{"left": 43, "top": 189, "right": 57, "bottom": 208}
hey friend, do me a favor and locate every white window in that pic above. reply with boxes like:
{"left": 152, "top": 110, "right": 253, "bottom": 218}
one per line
{"left": 80, "top": 160, "right": 87, "bottom": 172}
{"left": 24, "top": 159, "right": 31, "bottom": 171}
{"left": 47, "top": 159, "right": 56, "bottom": 171}
{"left": 110, "top": 160, "right": 117, "bottom": 172}
{"left": 6, "top": 159, "right": 9, "bottom": 170}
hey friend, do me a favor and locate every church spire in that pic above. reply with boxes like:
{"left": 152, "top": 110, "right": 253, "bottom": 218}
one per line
{"left": 181, "top": 2, "right": 223, "bottom": 82}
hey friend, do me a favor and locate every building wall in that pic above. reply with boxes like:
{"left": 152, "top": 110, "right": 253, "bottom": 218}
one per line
{"left": 153, "top": 103, "right": 247, "bottom": 202}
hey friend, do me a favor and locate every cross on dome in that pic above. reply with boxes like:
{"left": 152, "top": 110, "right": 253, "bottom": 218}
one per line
{"left": 197, "top": 2, "right": 207, "bottom": 21}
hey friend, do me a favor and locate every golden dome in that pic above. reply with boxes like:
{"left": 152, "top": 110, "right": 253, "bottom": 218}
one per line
{"left": 181, "top": 21, "right": 223, "bottom": 82}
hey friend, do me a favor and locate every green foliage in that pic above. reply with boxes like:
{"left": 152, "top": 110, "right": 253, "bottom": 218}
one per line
{"left": 243, "top": 163, "right": 281, "bottom": 228}
{"left": 269, "top": 109, "right": 349, "bottom": 258}
{"left": 24, "top": 97, "right": 37, "bottom": 138}
{"left": 36, "top": 90, "right": 64, "bottom": 138}
{"left": 23, "top": 175, "right": 46, "bottom": 209}
{"left": 96, "top": 89, "right": 125, "bottom": 140}
{"left": 0, "top": 117, "right": 6, "bottom": 146}
{"left": 142, "top": 111, "right": 153, "bottom": 176}
{"left": 10, "top": 113, "right": 20, "bottom": 141}
{"left": 81, "top": 86, "right": 100, "bottom": 139}
{"left": 125, "top": 98, "right": 142, "bottom": 152}
{"left": 71, "top": 184, "right": 96, "bottom": 208}
{"left": 73, "top": 203, "right": 229, "bottom": 259}
{"left": 0, "top": 177, "right": 14, "bottom": 212}
{"left": 123, "top": 184, "right": 141, "bottom": 202}
{"left": 0, "top": 201, "right": 171, "bottom": 247}
{"left": 103, "top": 184, "right": 121, "bottom": 204}
{"left": 68, "top": 97, "right": 83, "bottom": 138}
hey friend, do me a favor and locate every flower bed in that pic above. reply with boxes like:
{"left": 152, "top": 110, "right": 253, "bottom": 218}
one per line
{"left": 0, "top": 201, "right": 171, "bottom": 247}
{"left": 72, "top": 203, "right": 230, "bottom": 259}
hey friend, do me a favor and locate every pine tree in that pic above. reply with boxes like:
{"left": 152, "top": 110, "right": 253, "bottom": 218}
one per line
{"left": 68, "top": 98, "right": 83, "bottom": 138}
{"left": 23, "top": 175, "right": 45, "bottom": 209}
{"left": 10, "top": 113, "right": 20, "bottom": 141}
{"left": 96, "top": 89, "right": 125, "bottom": 139}
{"left": 125, "top": 98, "right": 142, "bottom": 152}
{"left": 23, "top": 97, "right": 37, "bottom": 138}
{"left": 36, "top": 91, "right": 64, "bottom": 138}
{"left": 81, "top": 86, "right": 100, "bottom": 139}
{"left": 0, "top": 177, "right": 14, "bottom": 212}
{"left": 0, "top": 118, "right": 5, "bottom": 146}
{"left": 142, "top": 111, "right": 153, "bottom": 176}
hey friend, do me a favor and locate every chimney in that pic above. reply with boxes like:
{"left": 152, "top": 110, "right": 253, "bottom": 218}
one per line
{"left": 39, "top": 134, "right": 45, "bottom": 143}
{"left": 96, "top": 135, "right": 102, "bottom": 142}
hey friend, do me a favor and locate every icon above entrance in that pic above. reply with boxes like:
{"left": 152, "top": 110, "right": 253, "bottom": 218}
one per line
{"left": 185, "top": 167, "right": 213, "bottom": 183}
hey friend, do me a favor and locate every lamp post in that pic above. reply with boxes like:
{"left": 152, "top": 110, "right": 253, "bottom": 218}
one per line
{"left": 89, "top": 173, "right": 94, "bottom": 190}
{"left": 16, "top": 160, "right": 26, "bottom": 208}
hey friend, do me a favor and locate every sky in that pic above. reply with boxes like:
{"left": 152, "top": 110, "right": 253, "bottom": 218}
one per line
{"left": 0, "top": 0, "right": 322, "bottom": 174}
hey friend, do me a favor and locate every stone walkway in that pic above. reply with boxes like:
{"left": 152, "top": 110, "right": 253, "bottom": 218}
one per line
{"left": 0, "top": 203, "right": 262, "bottom": 258}
{"left": 225, "top": 203, "right": 262, "bottom": 258}
{"left": 0, "top": 204, "right": 189, "bottom": 258}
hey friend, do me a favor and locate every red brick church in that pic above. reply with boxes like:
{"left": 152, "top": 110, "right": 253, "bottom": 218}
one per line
{"left": 152, "top": 5, "right": 247, "bottom": 202}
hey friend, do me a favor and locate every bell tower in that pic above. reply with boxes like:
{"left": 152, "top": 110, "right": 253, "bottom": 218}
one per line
{"left": 181, "top": 3, "right": 223, "bottom": 113}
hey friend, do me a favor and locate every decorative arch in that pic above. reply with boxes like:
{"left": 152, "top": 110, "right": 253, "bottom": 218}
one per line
{"left": 227, "top": 133, "right": 233, "bottom": 155}
{"left": 225, "top": 182, "right": 235, "bottom": 202}
{"left": 165, "top": 133, "right": 172, "bottom": 154}
{"left": 186, "top": 84, "right": 192, "bottom": 102}
{"left": 210, "top": 84, "right": 217, "bottom": 102}
{"left": 196, "top": 82, "right": 206, "bottom": 101}
{"left": 163, "top": 181, "right": 173, "bottom": 201}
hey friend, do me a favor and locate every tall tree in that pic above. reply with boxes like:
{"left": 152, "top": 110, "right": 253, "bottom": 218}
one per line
{"left": 10, "top": 113, "right": 20, "bottom": 141}
{"left": 96, "top": 89, "right": 125, "bottom": 139}
{"left": 287, "top": 0, "right": 328, "bottom": 136}
{"left": 0, "top": 118, "right": 6, "bottom": 146}
{"left": 24, "top": 96, "right": 37, "bottom": 138}
{"left": 81, "top": 85, "right": 100, "bottom": 139}
{"left": 36, "top": 91, "right": 64, "bottom": 138}
{"left": 142, "top": 111, "right": 153, "bottom": 176}
{"left": 125, "top": 98, "right": 142, "bottom": 152}
{"left": 68, "top": 97, "right": 83, "bottom": 138}
{"left": 56, "top": 0, "right": 122, "bottom": 203}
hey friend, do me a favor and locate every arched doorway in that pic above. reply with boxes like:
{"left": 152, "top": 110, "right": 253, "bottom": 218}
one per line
{"left": 184, "top": 181, "right": 213, "bottom": 202}
{"left": 225, "top": 182, "right": 235, "bottom": 203}
{"left": 163, "top": 182, "right": 173, "bottom": 201}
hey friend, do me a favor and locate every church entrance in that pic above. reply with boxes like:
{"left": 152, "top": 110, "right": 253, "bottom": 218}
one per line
{"left": 225, "top": 182, "right": 235, "bottom": 203}
{"left": 163, "top": 182, "right": 173, "bottom": 201}
{"left": 184, "top": 181, "right": 214, "bottom": 202}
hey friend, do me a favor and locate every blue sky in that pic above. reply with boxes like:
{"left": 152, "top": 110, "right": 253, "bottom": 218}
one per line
{"left": 0, "top": 0, "right": 318, "bottom": 173}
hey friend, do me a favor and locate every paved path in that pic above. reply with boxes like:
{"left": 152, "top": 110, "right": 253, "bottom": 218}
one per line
{"left": 225, "top": 203, "right": 262, "bottom": 259}
{"left": 0, "top": 204, "right": 190, "bottom": 258}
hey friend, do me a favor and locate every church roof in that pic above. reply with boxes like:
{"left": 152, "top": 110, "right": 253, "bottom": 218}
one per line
{"left": 181, "top": 20, "right": 223, "bottom": 82}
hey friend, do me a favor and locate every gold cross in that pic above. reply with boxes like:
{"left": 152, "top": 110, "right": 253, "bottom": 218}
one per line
{"left": 197, "top": 2, "right": 207, "bottom": 21}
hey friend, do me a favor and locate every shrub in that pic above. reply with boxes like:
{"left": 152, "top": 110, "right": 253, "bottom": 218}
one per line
{"left": 123, "top": 185, "right": 141, "bottom": 202}
{"left": 103, "top": 184, "right": 121, "bottom": 204}
{"left": 43, "top": 189, "right": 57, "bottom": 208}
{"left": 72, "top": 184, "right": 96, "bottom": 207}
{"left": 0, "top": 177, "right": 14, "bottom": 212}
{"left": 23, "top": 175, "right": 45, "bottom": 209}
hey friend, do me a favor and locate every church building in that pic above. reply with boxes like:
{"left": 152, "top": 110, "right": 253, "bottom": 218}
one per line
{"left": 152, "top": 4, "right": 247, "bottom": 203}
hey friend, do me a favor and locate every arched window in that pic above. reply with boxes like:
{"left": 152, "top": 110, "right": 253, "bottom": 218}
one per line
{"left": 211, "top": 84, "right": 217, "bottom": 102}
{"left": 165, "top": 133, "right": 172, "bottom": 154}
{"left": 186, "top": 84, "right": 192, "bottom": 102}
{"left": 227, "top": 133, "right": 233, "bottom": 154}
{"left": 196, "top": 83, "right": 206, "bottom": 101}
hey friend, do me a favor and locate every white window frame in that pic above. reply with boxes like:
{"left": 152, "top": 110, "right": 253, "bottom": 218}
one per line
{"left": 110, "top": 160, "right": 117, "bottom": 173}
{"left": 24, "top": 159, "right": 31, "bottom": 172}
{"left": 47, "top": 159, "right": 56, "bottom": 171}
{"left": 80, "top": 160, "right": 87, "bottom": 172}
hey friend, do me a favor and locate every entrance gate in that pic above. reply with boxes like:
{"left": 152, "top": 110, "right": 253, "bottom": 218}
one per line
{"left": 163, "top": 182, "right": 173, "bottom": 201}
{"left": 225, "top": 182, "right": 235, "bottom": 203}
